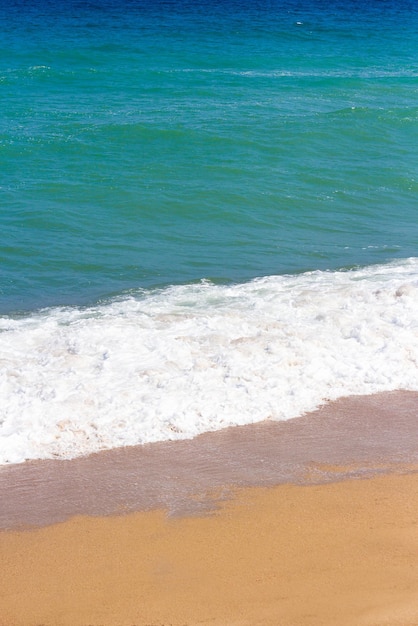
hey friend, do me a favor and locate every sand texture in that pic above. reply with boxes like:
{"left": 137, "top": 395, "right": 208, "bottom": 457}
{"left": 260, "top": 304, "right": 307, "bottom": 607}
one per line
{"left": 1, "top": 391, "right": 418, "bottom": 626}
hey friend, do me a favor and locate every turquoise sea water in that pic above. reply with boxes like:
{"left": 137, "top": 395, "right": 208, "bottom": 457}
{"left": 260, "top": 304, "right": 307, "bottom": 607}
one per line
{"left": 1, "top": 0, "right": 418, "bottom": 464}
{"left": 1, "top": 0, "right": 417, "bottom": 313}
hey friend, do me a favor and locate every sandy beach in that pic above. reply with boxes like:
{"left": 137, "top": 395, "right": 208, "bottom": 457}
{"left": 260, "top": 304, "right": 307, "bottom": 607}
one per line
{"left": 1, "top": 391, "right": 418, "bottom": 626}
{"left": 3, "top": 1, "right": 418, "bottom": 623}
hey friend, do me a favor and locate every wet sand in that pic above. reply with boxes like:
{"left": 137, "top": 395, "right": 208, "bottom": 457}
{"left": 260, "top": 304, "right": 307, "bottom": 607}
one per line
{"left": 1, "top": 391, "right": 418, "bottom": 625}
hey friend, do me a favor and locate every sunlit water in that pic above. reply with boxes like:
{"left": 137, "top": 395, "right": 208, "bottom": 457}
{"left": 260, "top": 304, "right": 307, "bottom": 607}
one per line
{"left": 1, "top": 0, "right": 417, "bottom": 463}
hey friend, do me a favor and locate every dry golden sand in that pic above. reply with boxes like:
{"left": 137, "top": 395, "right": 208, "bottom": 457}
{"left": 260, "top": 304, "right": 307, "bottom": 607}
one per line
{"left": 1, "top": 470, "right": 418, "bottom": 626}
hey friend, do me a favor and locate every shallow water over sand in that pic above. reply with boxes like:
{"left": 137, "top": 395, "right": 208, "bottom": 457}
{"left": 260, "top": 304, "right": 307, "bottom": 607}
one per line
{"left": 1, "top": 391, "right": 417, "bottom": 530}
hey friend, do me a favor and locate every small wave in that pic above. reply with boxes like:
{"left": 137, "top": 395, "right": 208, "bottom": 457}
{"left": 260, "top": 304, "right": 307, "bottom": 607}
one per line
{"left": 166, "top": 67, "right": 418, "bottom": 79}
{"left": 1, "top": 259, "right": 418, "bottom": 465}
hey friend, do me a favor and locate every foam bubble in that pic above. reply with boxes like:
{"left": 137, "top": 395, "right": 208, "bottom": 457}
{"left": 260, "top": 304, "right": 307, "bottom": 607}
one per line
{"left": 1, "top": 259, "right": 418, "bottom": 464}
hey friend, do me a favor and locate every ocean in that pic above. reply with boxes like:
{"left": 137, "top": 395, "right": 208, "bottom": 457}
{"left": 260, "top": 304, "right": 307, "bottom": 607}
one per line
{"left": 1, "top": 0, "right": 417, "bottom": 464}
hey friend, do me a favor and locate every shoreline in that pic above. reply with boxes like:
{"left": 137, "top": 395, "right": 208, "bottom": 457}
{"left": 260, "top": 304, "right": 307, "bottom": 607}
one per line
{"left": 1, "top": 391, "right": 418, "bottom": 625}
{"left": 1, "top": 390, "right": 418, "bottom": 529}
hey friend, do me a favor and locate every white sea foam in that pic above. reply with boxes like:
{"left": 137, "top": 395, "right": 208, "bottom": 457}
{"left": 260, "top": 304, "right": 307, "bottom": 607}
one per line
{"left": 1, "top": 259, "right": 418, "bottom": 464}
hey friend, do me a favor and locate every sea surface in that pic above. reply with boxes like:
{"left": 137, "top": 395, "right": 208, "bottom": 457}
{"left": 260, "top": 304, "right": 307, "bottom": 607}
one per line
{"left": 1, "top": 0, "right": 417, "bottom": 464}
